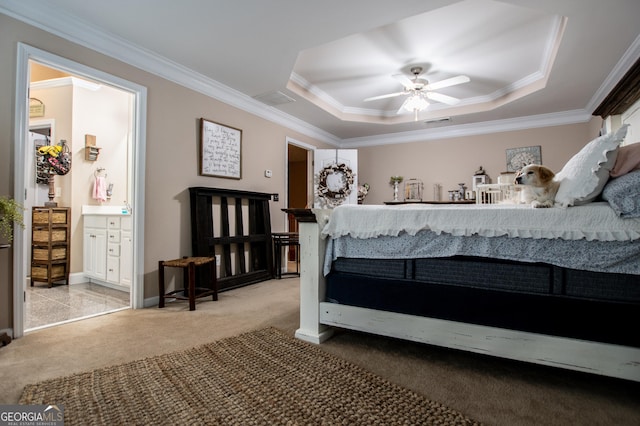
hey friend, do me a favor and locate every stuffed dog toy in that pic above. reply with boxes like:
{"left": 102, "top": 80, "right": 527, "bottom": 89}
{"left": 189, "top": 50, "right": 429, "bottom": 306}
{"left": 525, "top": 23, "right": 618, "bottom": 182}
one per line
{"left": 514, "top": 164, "right": 559, "bottom": 208}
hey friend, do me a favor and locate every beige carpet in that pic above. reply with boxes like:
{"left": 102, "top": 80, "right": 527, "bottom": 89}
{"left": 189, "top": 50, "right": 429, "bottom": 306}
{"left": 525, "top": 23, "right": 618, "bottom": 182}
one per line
{"left": 20, "top": 327, "right": 480, "bottom": 425}
{"left": 2, "top": 278, "right": 640, "bottom": 425}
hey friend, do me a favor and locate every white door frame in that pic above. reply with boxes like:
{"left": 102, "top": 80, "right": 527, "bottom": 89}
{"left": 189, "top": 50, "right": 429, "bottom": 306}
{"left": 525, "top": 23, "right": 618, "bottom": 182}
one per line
{"left": 12, "top": 43, "right": 147, "bottom": 338}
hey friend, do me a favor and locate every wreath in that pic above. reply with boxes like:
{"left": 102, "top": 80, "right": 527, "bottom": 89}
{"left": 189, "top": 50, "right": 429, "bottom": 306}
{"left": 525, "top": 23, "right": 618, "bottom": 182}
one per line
{"left": 316, "top": 163, "right": 355, "bottom": 202}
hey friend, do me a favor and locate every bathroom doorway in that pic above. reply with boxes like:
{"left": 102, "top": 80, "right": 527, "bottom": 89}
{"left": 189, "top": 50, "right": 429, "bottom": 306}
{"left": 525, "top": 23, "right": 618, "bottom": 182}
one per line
{"left": 286, "top": 137, "right": 314, "bottom": 220}
{"left": 13, "top": 44, "right": 147, "bottom": 338}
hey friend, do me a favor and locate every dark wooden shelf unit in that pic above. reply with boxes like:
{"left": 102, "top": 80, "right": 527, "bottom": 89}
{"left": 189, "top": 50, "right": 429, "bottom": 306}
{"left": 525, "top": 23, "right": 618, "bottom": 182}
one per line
{"left": 189, "top": 187, "right": 274, "bottom": 291}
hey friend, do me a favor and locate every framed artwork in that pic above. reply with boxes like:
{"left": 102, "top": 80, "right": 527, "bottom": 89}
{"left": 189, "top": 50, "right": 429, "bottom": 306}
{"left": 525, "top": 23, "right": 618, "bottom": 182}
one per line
{"left": 505, "top": 145, "right": 541, "bottom": 172}
{"left": 200, "top": 118, "right": 242, "bottom": 179}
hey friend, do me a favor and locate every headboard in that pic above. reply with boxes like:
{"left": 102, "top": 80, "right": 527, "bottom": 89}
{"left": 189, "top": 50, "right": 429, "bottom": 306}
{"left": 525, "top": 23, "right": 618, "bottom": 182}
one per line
{"left": 189, "top": 187, "right": 274, "bottom": 291}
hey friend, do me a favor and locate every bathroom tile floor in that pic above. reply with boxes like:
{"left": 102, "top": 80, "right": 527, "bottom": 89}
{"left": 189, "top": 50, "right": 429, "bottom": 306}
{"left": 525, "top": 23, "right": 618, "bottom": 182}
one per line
{"left": 25, "top": 282, "right": 130, "bottom": 331}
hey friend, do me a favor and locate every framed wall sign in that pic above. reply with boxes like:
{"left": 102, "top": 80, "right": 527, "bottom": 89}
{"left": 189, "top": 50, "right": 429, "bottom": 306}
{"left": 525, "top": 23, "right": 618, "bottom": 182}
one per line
{"left": 505, "top": 145, "right": 541, "bottom": 172}
{"left": 200, "top": 118, "right": 242, "bottom": 179}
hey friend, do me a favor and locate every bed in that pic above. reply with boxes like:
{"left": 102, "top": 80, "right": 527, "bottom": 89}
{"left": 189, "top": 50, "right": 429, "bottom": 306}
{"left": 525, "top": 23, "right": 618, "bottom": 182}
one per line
{"left": 290, "top": 127, "right": 640, "bottom": 382}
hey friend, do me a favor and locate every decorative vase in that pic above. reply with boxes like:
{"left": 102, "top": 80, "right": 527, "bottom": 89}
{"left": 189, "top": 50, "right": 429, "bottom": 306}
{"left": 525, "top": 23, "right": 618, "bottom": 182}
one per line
{"left": 393, "top": 182, "right": 399, "bottom": 201}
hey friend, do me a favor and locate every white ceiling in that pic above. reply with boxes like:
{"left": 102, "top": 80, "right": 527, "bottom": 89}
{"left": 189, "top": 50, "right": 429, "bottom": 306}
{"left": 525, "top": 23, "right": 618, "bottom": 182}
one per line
{"left": 2, "top": 0, "right": 640, "bottom": 147}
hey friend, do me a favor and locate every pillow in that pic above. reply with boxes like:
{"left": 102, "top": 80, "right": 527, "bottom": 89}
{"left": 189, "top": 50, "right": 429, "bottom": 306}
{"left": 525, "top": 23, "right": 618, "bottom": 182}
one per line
{"left": 610, "top": 142, "right": 640, "bottom": 177}
{"left": 554, "top": 125, "right": 628, "bottom": 207}
{"left": 601, "top": 169, "right": 640, "bottom": 218}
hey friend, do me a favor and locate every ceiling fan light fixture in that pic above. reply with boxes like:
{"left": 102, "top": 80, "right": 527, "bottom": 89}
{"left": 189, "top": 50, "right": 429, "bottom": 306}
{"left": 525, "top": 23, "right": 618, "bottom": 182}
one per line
{"left": 403, "top": 94, "right": 429, "bottom": 112}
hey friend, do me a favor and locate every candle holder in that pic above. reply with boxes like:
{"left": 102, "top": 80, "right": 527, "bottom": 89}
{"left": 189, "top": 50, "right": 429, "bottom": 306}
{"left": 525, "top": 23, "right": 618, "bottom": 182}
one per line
{"left": 389, "top": 176, "right": 403, "bottom": 201}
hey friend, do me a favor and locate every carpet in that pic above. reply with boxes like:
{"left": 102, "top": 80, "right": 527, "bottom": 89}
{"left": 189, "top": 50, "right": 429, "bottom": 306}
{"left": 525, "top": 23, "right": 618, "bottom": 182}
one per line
{"left": 20, "top": 327, "right": 480, "bottom": 425}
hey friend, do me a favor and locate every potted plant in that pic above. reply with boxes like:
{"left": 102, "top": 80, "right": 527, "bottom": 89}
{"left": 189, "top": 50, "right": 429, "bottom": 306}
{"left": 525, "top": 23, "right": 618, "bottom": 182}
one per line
{"left": 0, "top": 196, "right": 24, "bottom": 245}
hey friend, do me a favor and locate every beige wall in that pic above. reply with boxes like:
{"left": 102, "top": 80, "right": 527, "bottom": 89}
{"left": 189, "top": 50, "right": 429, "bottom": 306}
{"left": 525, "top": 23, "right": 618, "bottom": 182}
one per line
{"left": 358, "top": 121, "right": 603, "bottom": 205}
{"left": 0, "top": 13, "right": 604, "bottom": 331}
{"left": 30, "top": 80, "right": 132, "bottom": 273}
{"left": 0, "top": 14, "right": 332, "bottom": 329}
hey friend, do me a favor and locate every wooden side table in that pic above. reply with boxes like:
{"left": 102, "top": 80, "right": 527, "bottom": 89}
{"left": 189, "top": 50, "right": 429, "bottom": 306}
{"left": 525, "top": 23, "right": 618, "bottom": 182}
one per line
{"left": 272, "top": 232, "right": 300, "bottom": 279}
{"left": 158, "top": 256, "right": 217, "bottom": 311}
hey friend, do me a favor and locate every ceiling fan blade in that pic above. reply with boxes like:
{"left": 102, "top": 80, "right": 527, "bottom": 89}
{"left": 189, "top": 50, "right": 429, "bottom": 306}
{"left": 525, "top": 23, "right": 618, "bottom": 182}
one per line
{"left": 425, "top": 75, "right": 470, "bottom": 91}
{"left": 392, "top": 73, "right": 416, "bottom": 89}
{"left": 426, "top": 91, "right": 461, "bottom": 105}
{"left": 363, "top": 91, "right": 406, "bottom": 102}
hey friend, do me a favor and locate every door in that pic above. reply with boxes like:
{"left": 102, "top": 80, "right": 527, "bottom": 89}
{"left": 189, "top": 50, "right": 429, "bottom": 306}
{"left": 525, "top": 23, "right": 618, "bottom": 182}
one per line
{"left": 120, "top": 229, "right": 133, "bottom": 288}
{"left": 13, "top": 43, "right": 147, "bottom": 338}
{"left": 24, "top": 128, "right": 53, "bottom": 282}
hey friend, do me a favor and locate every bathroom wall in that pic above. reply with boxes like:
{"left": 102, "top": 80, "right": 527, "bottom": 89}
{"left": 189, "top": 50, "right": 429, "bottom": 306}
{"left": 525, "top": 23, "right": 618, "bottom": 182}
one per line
{"left": 29, "top": 74, "right": 132, "bottom": 273}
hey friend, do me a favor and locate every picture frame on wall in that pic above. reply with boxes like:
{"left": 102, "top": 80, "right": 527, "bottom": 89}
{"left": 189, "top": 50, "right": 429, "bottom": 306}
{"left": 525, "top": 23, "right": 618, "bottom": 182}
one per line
{"left": 505, "top": 145, "right": 542, "bottom": 172}
{"left": 199, "top": 118, "right": 242, "bottom": 179}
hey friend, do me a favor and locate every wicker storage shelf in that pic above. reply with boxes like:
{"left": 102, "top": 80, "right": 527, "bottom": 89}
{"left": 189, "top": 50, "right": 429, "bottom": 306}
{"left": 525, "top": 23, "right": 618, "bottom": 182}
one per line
{"left": 31, "top": 207, "right": 71, "bottom": 287}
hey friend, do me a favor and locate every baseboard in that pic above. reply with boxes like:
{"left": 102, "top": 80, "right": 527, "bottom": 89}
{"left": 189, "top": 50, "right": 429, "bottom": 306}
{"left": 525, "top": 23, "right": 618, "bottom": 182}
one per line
{"left": 0, "top": 328, "right": 13, "bottom": 339}
{"left": 144, "top": 296, "right": 159, "bottom": 308}
{"left": 89, "top": 279, "right": 129, "bottom": 292}
{"left": 68, "top": 272, "right": 86, "bottom": 285}
{"left": 27, "top": 272, "right": 88, "bottom": 286}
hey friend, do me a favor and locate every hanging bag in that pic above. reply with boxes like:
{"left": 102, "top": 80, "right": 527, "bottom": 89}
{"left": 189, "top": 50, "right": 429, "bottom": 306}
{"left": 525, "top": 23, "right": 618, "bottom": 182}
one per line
{"left": 47, "top": 154, "right": 69, "bottom": 175}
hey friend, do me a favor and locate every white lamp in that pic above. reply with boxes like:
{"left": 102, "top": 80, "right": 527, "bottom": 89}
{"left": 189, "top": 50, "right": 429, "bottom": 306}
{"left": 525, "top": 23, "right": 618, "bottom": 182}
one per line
{"left": 401, "top": 94, "right": 429, "bottom": 121}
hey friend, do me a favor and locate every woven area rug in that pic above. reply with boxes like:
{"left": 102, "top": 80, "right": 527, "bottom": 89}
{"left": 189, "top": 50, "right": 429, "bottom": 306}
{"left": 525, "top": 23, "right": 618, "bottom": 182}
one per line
{"left": 20, "top": 327, "right": 480, "bottom": 425}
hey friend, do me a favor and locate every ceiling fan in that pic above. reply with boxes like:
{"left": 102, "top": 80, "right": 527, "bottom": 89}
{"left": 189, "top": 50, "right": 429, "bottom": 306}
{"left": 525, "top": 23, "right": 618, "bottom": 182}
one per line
{"left": 364, "top": 66, "right": 470, "bottom": 120}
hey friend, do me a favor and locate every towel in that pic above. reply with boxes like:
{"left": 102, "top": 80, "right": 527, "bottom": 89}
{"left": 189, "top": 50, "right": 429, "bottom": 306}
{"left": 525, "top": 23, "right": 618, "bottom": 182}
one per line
{"left": 93, "top": 176, "right": 107, "bottom": 202}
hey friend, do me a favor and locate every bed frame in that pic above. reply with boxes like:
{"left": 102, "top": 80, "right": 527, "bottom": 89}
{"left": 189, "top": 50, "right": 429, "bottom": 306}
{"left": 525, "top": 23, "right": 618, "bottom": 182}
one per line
{"left": 288, "top": 208, "right": 640, "bottom": 382}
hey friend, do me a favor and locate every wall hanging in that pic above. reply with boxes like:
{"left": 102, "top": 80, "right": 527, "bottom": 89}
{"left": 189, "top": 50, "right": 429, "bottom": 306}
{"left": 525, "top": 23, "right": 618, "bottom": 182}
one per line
{"left": 200, "top": 118, "right": 242, "bottom": 179}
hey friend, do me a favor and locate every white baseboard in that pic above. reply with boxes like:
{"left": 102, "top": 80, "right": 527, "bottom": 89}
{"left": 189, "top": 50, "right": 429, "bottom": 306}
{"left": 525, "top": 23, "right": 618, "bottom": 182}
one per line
{"left": 68, "top": 272, "right": 86, "bottom": 285}
{"left": 144, "top": 296, "right": 160, "bottom": 308}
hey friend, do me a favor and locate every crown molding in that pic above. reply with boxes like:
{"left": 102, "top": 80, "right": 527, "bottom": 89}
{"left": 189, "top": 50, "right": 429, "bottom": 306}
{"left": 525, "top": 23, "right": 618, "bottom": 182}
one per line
{"left": 590, "top": 34, "right": 640, "bottom": 116}
{"left": 0, "top": 1, "right": 341, "bottom": 146}
{"left": 30, "top": 76, "right": 101, "bottom": 91}
{"left": 339, "top": 110, "right": 591, "bottom": 148}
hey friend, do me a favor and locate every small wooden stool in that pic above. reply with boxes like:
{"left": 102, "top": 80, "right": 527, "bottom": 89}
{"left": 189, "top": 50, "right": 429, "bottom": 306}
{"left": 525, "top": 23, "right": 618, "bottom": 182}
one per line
{"left": 272, "top": 232, "right": 300, "bottom": 279}
{"left": 158, "top": 256, "right": 217, "bottom": 311}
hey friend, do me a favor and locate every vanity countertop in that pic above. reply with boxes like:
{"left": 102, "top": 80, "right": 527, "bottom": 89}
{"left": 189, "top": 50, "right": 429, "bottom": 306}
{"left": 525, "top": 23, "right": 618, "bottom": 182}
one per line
{"left": 82, "top": 205, "right": 130, "bottom": 215}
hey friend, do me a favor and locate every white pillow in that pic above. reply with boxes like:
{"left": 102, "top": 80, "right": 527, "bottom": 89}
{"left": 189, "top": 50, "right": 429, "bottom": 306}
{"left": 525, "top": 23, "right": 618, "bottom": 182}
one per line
{"left": 554, "top": 125, "right": 629, "bottom": 207}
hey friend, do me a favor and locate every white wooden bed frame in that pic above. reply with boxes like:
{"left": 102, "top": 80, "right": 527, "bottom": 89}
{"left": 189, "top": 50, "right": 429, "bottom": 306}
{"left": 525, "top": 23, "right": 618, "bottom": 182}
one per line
{"left": 292, "top": 209, "right": 640, "bottom": 382}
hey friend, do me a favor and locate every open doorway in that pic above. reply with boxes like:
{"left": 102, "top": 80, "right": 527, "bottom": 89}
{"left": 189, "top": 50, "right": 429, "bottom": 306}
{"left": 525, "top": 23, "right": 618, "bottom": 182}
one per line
{"left": 284, "top": 138, "right": 314, "bottom": 275}
{"left": 286, "top": 137, "right": 314, "bottom": 221}
{"left": 25, "top": 63, "right": 133, "bottom": 331}
{"left": 12, "top": 43, "right": 147, "bottom": 338}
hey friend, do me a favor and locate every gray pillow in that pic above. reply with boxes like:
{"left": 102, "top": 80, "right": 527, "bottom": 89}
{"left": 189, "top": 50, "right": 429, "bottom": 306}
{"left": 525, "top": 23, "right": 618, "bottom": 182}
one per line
{"left": 601, "top": 170, "right": 640, "bottom": 218}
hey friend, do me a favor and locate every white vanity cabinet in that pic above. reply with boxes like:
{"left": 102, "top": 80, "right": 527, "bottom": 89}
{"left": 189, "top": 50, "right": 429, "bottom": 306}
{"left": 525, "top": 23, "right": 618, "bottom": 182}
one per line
{"left": 106, "top": 216, "right": 121, "bottom": 284}
{"left": 83, "top": 214, "right": 132, "bottom": 288}
{"left": 83, "top": 216, "right": 107, "bottom": 281}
